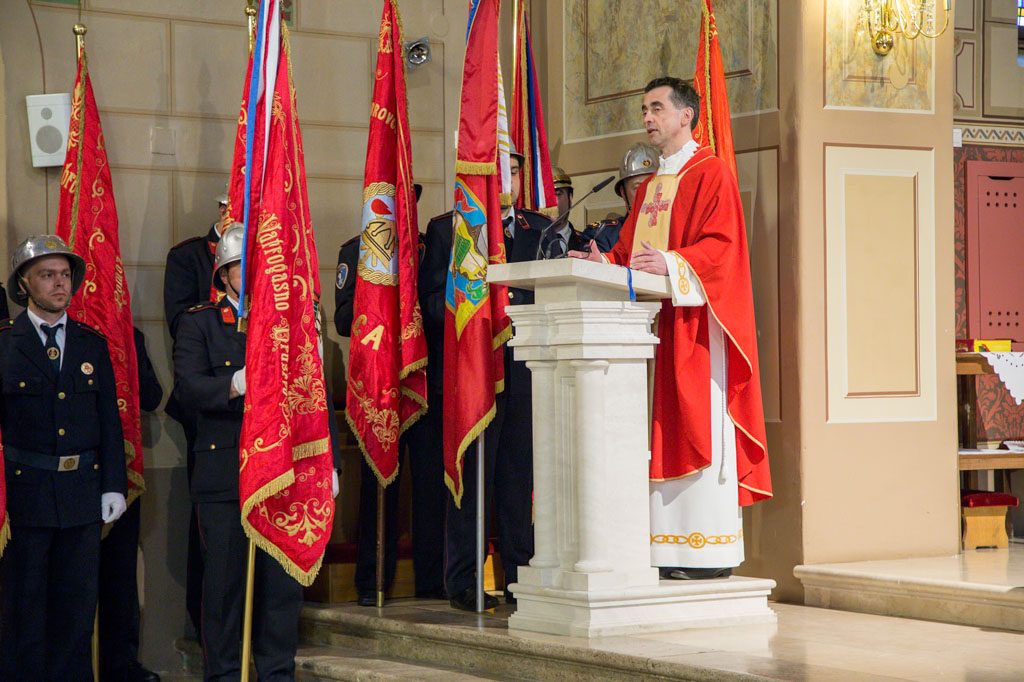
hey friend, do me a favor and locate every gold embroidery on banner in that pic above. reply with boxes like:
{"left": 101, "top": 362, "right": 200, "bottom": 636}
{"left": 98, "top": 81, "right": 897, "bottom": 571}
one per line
{"left": 401, "top": 304, "right": 424, "bottom": 342}
{"left": 240, "top": 424, "right": 288, "bottom": 473}
{"left": 348, "top": 379, "right": 399, "bottom": 451}
{"left": 257, "top": 491, "right": 332, "bottom": 548}
{"left": 650, "top": 529, "right": 743, "bottom": 547}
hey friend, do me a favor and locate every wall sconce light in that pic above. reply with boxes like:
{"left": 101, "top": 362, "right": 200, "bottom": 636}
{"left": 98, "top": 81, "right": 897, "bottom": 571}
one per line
{"left": 404, "top": 37, "right": 432, "bottom": 69}
{"left": 862, "top": 0, "right": 951, "bottom": 56}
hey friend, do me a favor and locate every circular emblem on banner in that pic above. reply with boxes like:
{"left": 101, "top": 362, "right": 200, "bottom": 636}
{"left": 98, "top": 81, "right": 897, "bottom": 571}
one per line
{"left": 80, "top": 362, "right": 94, "bottom": 375}
{"left": 336, "top": 262, "right": 349, "bottom": 291}
{"left": 357, "top": 182, "right": 398, "bottom": 286}
{"left": 47, "top": 347, "right": 60, "bottom": 361}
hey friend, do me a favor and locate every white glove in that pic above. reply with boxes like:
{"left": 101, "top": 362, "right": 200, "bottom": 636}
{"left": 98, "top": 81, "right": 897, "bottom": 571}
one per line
{"left": 331, "top": 469, "right": 340, "bottom": 499}
{"left": 231, "top": 368, "right": 247, "bottom": 397}
{"left": 101, "top": 492, "right": 127, "bottom": 524}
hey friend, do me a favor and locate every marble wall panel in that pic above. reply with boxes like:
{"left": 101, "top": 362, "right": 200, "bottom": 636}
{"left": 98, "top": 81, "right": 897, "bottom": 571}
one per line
{"left": 824, "top": 0, "right": 934, "bottom": 112}
{"left": 406, "top": 42, "right": 447, "bottom": 131}
{"left": 301, "top": 126, "right": 370, "bottom": 178}
{"left": 298, "top": 0, "right": 455, "bottom": 40}
{"left": 111, "top": 169, "right": 173, "bottom": 266}
{"left": 35, "top": 7, "right": 171, "bottom": 114}
{"left": 306, "top": 177, "right": 363, "bottom": 256}
{"left": 86, "top": 0, "right": 245, "bottom": 23}
{"left": 171, "top": 171, "right": 226, "bottom": 243}
{"left": 171, "top": 22, "right": 250, "bottom": 118}
{"left": 287, "top": 32, "right": 372, "bottom": 126}
{"left": 562, "top": 0, "right": 777, "bottom": 141}
{"left": 126, "top": 265, "right": 168, "bottom": 322}
{"left": 98, "top": 114, "right": 237, "bottom": 172}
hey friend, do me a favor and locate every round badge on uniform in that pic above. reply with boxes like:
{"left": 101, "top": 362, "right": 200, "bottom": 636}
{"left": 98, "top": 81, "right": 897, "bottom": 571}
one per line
{"left": 47, "top": 347, "right": 60, "bottom": 361}
{"left": 80, "top": 362, "right": 94, "bottom": 375}
{"left": 336, "top": 262, "right": 349, "bottom": 290}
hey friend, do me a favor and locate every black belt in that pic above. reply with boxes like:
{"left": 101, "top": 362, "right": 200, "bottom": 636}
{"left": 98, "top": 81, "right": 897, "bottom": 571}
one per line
{"left": 5, "top": 446, "right": 96, "bottom": 472}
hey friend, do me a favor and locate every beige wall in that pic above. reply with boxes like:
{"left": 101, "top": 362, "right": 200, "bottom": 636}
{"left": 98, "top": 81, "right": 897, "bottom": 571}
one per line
{"left": 0, "top": 0, "right": 469, "bottom": 672}
{"left": 532, "top": 0, "right": 959, "bottom": 599}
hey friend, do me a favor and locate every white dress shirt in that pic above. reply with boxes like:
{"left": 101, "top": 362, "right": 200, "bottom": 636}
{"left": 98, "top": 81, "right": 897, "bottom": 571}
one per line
{"left": 26, "top": 308, "right": 68, "bottom": 369}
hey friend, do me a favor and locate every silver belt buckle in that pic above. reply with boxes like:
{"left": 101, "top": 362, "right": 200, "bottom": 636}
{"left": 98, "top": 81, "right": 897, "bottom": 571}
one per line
{"left": 58, "top": 454, "right": 80, "bottom": 471}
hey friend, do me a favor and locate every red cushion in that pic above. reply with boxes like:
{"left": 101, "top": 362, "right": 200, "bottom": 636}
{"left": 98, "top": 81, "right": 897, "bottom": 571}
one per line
{"left": 962, "top": 491, "right": 1019, "bottom": 508}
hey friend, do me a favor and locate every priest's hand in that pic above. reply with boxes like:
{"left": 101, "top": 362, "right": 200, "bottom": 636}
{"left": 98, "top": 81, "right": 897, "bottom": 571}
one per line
{"left": 101, "top": 492, "right": 127, "bottom": 524}
{"left": 568, "top": 239, "right": 603, "bottom": 263}
{"left": 630, "top": 241, "right": 669, "bottom": 275}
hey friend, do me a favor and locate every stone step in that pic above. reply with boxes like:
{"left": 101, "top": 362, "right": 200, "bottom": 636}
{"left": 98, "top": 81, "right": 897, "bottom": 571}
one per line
{"left": 295, "top": 645, "right": 507, "bottom": 681}
{"left": 795, "top": 549, "right": 1024, "bottom": 632}
{"left": 175, "top": 636, "right": 505, "bottom": 680}
{"left": 299, "top": 600, "right": 771, "bottom": 681}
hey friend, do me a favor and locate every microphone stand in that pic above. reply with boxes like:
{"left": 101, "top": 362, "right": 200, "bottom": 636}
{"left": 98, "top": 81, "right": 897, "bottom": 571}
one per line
{"left": 533, "top": 175, "right": 615, "bottom": 261}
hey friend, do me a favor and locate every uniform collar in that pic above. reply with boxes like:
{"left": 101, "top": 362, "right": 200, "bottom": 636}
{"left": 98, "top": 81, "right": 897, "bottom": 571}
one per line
{"left": 26, "top": 307, "right": 68, "bottom": 337}
{"left": 658, "top": 139, "right": 700, "bottom": 176}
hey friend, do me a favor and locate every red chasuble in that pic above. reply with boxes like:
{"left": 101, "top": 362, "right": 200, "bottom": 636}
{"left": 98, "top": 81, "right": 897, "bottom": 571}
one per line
{"left": 607, "top": 146, "right": 771, "bottom": 506}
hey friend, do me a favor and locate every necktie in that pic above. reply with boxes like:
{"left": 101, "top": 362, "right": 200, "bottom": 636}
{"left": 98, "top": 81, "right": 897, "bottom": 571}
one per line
{"left": 550, "top": 236, "right": 566, "bottom": 258}
{"left": 40, "top": 323, "right": 63, "bottom": 376}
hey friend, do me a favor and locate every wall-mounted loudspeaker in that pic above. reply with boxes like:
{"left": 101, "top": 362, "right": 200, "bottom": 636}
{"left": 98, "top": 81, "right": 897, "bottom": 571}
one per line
{"left": 25, "top": 93, "right": 72, "bottom": 168}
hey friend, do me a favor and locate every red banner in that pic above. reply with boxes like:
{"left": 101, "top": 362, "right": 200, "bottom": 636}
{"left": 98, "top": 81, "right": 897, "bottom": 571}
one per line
{"left": 346, "top": 0, "right": 428, "bottom": 486}
{"left": 56, "top": 48, "right": 144, "bottom": 504}
{"left": 692, "top": 0, "right": 737, "bottom": 180}
{"left": 236, "top": 4, "right": 334, "bottom": 585}
{"left": 443, "top": 0, "right": 511, "bottom": 506}
{"left": 511, "top": 0, "right": 556, "bottom": 213}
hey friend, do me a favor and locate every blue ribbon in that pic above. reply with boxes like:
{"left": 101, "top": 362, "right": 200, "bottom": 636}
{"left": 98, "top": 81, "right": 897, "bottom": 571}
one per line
{"left": 237, "top": 0, "right": 269, "bottom": 318}
{"left": 626, "top": 267, "right": 636, "bottom": 302}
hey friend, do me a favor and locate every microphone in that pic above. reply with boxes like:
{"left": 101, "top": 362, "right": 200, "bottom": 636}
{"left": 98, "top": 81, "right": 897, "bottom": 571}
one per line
{"left": 534, "top": 175, "right": 616, "bottom": 261}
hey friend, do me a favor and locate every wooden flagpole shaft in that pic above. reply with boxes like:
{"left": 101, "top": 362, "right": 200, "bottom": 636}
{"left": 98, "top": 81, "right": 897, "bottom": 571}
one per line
{"left": 476, "top": 435, "right": 485, "bottom": 612}
{"left": 376, "top": 483, "right": 385, "bottom": 608}
{"left": 239, "top": 539, "right": 257, "bottom": 682}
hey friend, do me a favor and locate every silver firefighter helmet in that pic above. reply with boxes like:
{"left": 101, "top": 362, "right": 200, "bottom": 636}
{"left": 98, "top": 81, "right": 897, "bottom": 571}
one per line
{"left": 8, "top": 234, "right": 86, "bottom": 307}
{"left": 615, "top": 143, "right": 659, "bottom": 197}
{"left": 212, "top": 223, "right": 245, "bottom": 291}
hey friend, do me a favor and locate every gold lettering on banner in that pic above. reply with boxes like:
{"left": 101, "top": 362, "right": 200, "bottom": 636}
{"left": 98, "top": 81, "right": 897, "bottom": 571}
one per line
{"left": 257, "top": 212, "right": 290, "bottom": 311}
{"left": 370, "top": 102, "right": 397, "bottom": 132}
{"left": 361, "top": 324, "right": 384, "bottom": 350}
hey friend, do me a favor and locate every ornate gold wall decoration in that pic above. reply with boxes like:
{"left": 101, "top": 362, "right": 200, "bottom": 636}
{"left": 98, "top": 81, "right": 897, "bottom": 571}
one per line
{"left": 562, "top": 0, "right": 777, "bottom": 142}
{"left": 825, "top": 0, "right": 934, "bottom": 111}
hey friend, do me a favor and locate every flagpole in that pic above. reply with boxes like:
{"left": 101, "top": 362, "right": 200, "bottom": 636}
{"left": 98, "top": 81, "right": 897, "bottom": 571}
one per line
{"left": 73, "top": 22, "right": 86, "bottom": 59}
{"left": 246, "top": 2, "right": 257, "bottom": 52}
{"left": 476, "top": 435, "right": 485, "bottom": 612}
{"left": 375, "top": 483, "right": 385, "bottom": 608}
{"left": 239, "top": 540, "right": 257, "bottom": 682}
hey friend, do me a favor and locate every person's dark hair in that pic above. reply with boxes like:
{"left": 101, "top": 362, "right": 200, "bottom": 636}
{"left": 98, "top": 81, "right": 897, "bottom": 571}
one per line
{"left": 644, "top": 77, "right": 699, "bottom": 131}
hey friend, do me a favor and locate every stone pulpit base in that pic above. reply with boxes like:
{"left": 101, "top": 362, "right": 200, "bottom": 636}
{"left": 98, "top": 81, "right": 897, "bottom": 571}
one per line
{"left": 488, "top": 259, "right": 775, "bottom": 637}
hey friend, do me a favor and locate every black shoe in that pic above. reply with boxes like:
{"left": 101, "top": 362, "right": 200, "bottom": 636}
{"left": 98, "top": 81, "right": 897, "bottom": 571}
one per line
{"left": 449, "top": 586, "right": 498, "bottom": 611}
{"left": 357, "top": 589, "right": 379, "bottom": 607}
{"left": 105, "top": 660, "right": 161, "bottom": 682}
{"left": 665, "top": 567, "right": 733, "bottom": 580}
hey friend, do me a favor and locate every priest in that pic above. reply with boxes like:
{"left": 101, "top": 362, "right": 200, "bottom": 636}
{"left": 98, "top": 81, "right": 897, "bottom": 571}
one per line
{"left": 569, "top": 76, "right": 771, "bottom": 579}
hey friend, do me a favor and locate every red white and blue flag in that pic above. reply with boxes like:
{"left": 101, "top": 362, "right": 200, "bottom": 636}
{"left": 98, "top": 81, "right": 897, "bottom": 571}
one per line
{"left": 229, "top": 0, "right": 334, "bottom": 585}
{"left": 511, "top": 0, "right": 556, "bottom": 214}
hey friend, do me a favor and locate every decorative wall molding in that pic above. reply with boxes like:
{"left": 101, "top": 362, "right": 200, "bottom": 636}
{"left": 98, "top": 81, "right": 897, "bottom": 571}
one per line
{"left": 960, "top": 123, "right": 1024, "bottom": 146}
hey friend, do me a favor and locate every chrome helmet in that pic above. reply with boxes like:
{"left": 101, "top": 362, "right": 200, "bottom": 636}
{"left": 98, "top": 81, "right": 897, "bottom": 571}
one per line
{"left": 552, "top": 166, "right": 573, "bottom": 192}
{"left": 212, "top": 223, "right": 245, "bottom": 291}
{"left": 614, "top": 143, "right": 659, "bottom": 197}
{"left": 8, "top": 234, "right": 86, "bottom": 307}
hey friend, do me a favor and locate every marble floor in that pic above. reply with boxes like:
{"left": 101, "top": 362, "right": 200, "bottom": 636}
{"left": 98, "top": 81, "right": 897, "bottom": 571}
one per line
{"left": 295, "top": 593, "right": 1024, "bottom": 680}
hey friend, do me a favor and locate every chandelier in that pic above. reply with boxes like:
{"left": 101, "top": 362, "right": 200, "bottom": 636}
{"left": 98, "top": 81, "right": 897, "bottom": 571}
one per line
{"left": 861, "top": 0, "right": 951, "bottom": 56}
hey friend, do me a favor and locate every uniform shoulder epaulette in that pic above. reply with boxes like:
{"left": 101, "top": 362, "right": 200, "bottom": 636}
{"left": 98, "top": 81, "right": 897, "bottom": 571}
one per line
{"left": 0, "top": 318, "right": 13, "bottom": 332}
{"left": 340, "top": 235, "right": 360, "bottom": 249}
{"left": 186, "top": 303, "right": 217, "bottom": 314}
{"left": 429, "top": 210, "right": 454, "bottom": 223}
{"left": 518, "top": 207, "right": 547, "bottom": 219}
{"left": 171, "top": 235, "right": 205, "bottom": 250}
{"left": 73, "top": 319, "right": 108, "bottom": 340}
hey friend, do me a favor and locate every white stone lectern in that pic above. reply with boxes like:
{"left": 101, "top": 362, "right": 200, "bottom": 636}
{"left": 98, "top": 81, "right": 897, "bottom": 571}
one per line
{"left": 487, "top": 258, "right": 775, "bottom": 637}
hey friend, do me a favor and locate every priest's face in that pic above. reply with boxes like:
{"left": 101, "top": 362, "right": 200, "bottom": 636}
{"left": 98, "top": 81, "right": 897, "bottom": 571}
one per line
{"left": 641, "top": 86, "right": 693, "bottom": 154}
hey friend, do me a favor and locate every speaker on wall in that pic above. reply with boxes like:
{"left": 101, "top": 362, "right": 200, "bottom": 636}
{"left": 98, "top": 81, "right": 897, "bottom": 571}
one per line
{"left": 25, "top": 93, "right": 72, "bottom": 168}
